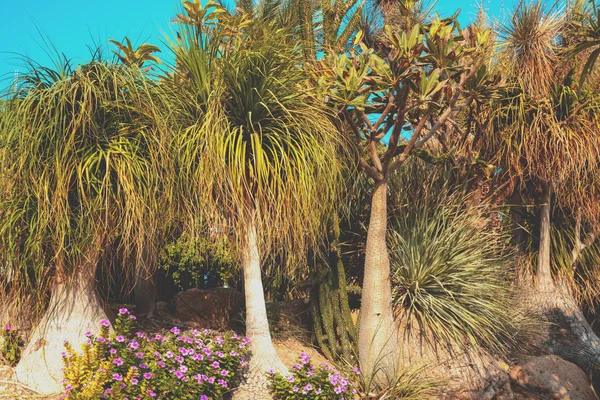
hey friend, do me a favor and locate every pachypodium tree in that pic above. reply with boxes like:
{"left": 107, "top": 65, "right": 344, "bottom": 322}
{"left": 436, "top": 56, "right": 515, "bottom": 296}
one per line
{"left": 163, "top": 2, "right": 347, "bottom": 398}
{"left": 314, "top": 13, "right": 492, "bottom": 380}
{"left": 0, "top": 58, "right": 168, "bottom": 393}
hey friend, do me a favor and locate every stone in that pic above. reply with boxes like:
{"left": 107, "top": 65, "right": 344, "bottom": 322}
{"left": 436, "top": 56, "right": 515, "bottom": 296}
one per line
{"left": 509, "top": 355, "right": 595, "bottom": 400}
{"left": 174, "top": 287, "right": 243, "bottom": 330}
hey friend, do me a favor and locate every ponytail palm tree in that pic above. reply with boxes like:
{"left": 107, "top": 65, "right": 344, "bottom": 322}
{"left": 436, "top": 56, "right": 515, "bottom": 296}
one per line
{"left": 164, "top": 4, "right": 347, "bottom": 397}
{"left": 489, "top": 0, "right": 600, "bottom": 372}
{"left": 0, "top": 60, "right": 167, "bottom": 393}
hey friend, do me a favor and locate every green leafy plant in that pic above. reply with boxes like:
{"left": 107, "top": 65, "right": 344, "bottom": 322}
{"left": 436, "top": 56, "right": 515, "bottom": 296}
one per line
{"left": 158, "top": 234, "right": 237, "bottom": 289}
{"left": 1, "top": 324, "right": 23, "bottom": 366}
{"left": 62, "top": 309, "right": 249, "bottom": 399}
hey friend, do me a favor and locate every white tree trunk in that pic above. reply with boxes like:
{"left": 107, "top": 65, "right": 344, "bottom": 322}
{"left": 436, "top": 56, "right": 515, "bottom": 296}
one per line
{"left": 358, "top": 180, "right": 399, "bottom": 383}
{"left": 15, "top": 258, "right": 108, "bottom": 394}
{"left": 233, "top": 219, "right": 287, "bottom": 400}
{"left": 536, "top": 182, "right": 554, "bottom": 292}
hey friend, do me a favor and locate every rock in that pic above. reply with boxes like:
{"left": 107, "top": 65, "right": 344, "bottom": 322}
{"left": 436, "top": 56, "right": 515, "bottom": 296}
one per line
{"left": 509, "top": 355, "right": 595, "bottom": 400}
{"left": 174, "top": 287, "right": 243, "bottom": 330}
{"left": 155, "top": 301, "right": 169, "bottom": 313}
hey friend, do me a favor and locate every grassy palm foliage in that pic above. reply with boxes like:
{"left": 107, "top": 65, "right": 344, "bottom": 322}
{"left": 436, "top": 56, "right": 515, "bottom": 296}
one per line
{"left": 488, "top": 1, "right": 600, "bottom": 221}
{"left": 164, "top": 4, "right": 347, "bottom": 266}
{"left": 0, "top": 58, "right": 168, "bottom": 286}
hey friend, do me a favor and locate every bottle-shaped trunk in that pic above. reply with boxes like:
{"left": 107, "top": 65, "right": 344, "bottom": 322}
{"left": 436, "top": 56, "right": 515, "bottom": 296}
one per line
{"left": 233, "top": 218, "right": 287, "bottom": 400}
{"left": 358, "top": 180, "right": 399, "bottom": 383}
{"left": 15, "top": 257, "right": 109, "bottom": 394}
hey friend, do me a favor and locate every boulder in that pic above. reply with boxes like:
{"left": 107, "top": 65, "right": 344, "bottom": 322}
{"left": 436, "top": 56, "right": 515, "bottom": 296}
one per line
{"left": 509, "top": 355, "right": 595, "bottom": 400}
{"left": 174, "top": 287, "right": 243, "bottom": 330}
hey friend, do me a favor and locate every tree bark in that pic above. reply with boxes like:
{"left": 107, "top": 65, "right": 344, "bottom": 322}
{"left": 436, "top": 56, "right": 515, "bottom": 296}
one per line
{"left": 358, "top": 180, "right": 399, "bottom": 383}
{"left": 15, "top": 257, "right": 108, "bottom": 394}
{"left": 527, "top": 182, "right": 600, "bottom": 373}
{"left": 536, "top": 182, "right": 554, "bottom": 292}
{"left": 232, "top": 219, "right": 287, "bottom": 400}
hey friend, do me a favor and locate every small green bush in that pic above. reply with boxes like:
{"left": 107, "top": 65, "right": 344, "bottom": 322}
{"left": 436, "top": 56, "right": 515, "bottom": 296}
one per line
{"left": 159, "top": 234, "right": 237, "bottom": 289}
{"left": 1, "top": 324, "right": 23, "bottom": 366}
{"left": 62, "top": 309, "right": 249, "bottom": 399}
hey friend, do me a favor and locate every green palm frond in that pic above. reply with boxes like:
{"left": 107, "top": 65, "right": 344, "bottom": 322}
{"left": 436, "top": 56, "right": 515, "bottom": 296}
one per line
{"left": 0, "top": 60, "right": 170, "bottom": 283}
{"left": 109, "top": 37, "right": 161, "bottom": 69}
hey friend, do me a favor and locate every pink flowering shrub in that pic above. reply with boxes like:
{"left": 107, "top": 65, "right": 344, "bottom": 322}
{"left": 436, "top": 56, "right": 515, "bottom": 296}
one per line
{"left": 1, "top": 324, "right": 23, "bottom": 366}
{"left": 62, "top": 309, "right": 249, "bottom": 399}
{"left": 267, "top": 353, "right": 359, "bottom": 399}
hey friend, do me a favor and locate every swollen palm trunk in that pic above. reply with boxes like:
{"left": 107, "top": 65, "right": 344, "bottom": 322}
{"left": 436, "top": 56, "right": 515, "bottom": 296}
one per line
{"left": 233, "top": 220, "right": 287, "bottom": 400}
{"left": 358, "top": 181, "right": 399, "bottom": 382}
{"left": 531, "top": 183, "right": 600, "bottom": 373}
{"left": 15, "top": 259, "right": 108, "bottom": 394}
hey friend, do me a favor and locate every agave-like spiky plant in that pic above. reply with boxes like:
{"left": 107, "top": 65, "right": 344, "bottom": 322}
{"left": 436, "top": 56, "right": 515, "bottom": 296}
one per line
{"left": 388, "top": 171, "right": 518, "bottom": 354}
{"left": 161, "top": 2, "right": 348, "bottom": 396}
{"left": 0, "top": 57, "right": 169, "bottom": 393}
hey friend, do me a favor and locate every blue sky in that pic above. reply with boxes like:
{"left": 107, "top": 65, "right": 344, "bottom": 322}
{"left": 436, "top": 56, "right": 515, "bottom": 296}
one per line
{"left": 0, "top": 0, "right": 508, "bottom": 85}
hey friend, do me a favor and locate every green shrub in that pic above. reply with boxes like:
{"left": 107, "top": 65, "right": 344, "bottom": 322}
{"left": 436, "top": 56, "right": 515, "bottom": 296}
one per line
{"left": 389, "top": 193, "right": 518, "bottom": 352}
{"left": 62, "top": 309, "right": 249, "bottom": 399}
{"left": 1, "top": 324, "right": 23, "bottom": 366}
{"left": 158, "top": 234, "right": 237, "bottom": 289}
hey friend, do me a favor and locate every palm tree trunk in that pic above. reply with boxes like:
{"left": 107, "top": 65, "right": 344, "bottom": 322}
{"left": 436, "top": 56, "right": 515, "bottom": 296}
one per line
{"left": 15, "top": 257, "right": 109, "bottom": 394}
{"left": 358, "top": 180, "right": 399, "bottom": 382}
{"left": 233, "top": 218, "right": 287, "bottom": 400}
{"left": 536, "top": 182, "right": 554, "bottom": 292}
{"left": 528, "top": 182, "right": 600, "bottom": 373}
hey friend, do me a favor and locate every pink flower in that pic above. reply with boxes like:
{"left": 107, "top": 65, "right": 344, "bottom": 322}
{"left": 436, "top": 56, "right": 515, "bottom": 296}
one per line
{"left": 129, "top": 341, "right": 139, "bottom": 349}
{"left": 113, "top": 358, "right": 124, "bottom": 366}
{"left": 136, "top": 352, "right": 144, "bottom": 359}
{"left": 144, "top": 372, "right": 152, "bottom": 379}
{"left": 220, "top": 369, "right": 228, "bottom": 376}
{"left": 109, "top": 349, "right": 117, "bottom": 355}
{"left": 299, "top": 352, "right": 310, "bottom": 364}
{"left": 211, "top": 361, "right": 220, "bottom": 368}
{"left": 157, "top": 361, "right": 166, "bottom": 368}
{"left": 174, "top": 371, "right": 185, "bottom": 379}
{"left": 113, "top": 373, "right": 123, "bottom": 381}
{"left": 65, "top": 384, "right": 73, "bottom": 391}
{"left": 352, "top": 366, "right": 361, "bottom": 375}
{"left": 115, "top": 335, "right": 125, "bottom": 342}
{"left": 100, "top": 320, "right": 110, "bottom": 327}
{"left": 119, "top": 308, "right": 129, "bottom": 315}
{"left": 147, "top": 390, "right": 157, "bottom": 397}
{"left": 140, "top": 363, "right": 149, "bottom": 369}
{"left": 217, "top": 379, "right": 228, "bottom": 387}
{"left": 200, "top": 395, "right": 208, "bottom": 400}
{"left": 170, "top": 326, "right": 180, "bottom": 335}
